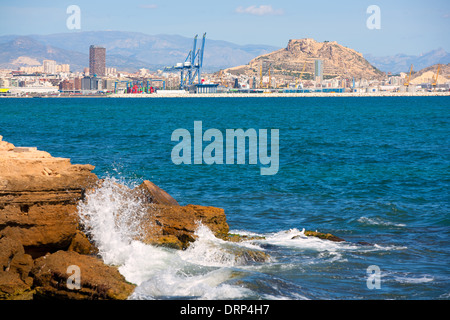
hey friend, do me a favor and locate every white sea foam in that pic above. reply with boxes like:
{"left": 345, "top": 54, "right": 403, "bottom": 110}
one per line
{"left": 76, "top": 177, "right": 411, "bottom": 300}
{"left": 76, "top": 177, "right": 258, "bottom": 299}
{"left": 130, "top": 268, "right": 253, "bottom": 300}
{"left": 372, "top": 243, "right": 408, "bottom": 251}
{"left": 77, "top": 178, "right": 150, "bottom": 265}
{"left": 259, "top": 228, "right": 359, "bottom": 252}
{"left": 180, "top": 223, "right": 267, "bottom": 267}
{"left": 358, "top": 216, "right": 406, "bottom": 227}
{"left": 394, "top": 275, "right": 434, "bottom": 284}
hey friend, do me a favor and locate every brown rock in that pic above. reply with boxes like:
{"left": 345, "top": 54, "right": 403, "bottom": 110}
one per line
{"left": 303, "top": 230, "right": 345, "bottom": 242}
{"left": 0, "top": 203, "right": 81, "bottom": 258}
{"left": 0, "top": 236, "right": 34, "bottom": 299}
{"left": 133, "top": 180, "right": 179, "bottom": 206}
{"left": 79, "top": 180, "right": 228, "bottom": 250}
{"left": 68, "top": 231, "right": 98, "bottom": 255}
{"left": 31, "top": 250, "right": 135, "bottom": 300}
{"left": 140, "top": 204, "right": 229, "bottom": 249}
{"left": 0, "top": 139, "right": 98, "bottom": 257}
{"left": 231, "top": 247, "right": 271, "bottom": 264}
{"left": 0, "top": 140, "right": 14, "bottom": 151}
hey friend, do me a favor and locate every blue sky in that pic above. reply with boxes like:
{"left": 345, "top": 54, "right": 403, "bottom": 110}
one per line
{"left": 1, "top": 0, "right": 449, "bottom": 56}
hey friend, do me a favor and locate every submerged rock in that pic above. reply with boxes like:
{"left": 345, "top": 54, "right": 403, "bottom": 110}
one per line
{"left": 231, "top": 247, "right": 271, "bottom": 264}
{"left": 303, "top": 230, "right": 345, "bottom": 242}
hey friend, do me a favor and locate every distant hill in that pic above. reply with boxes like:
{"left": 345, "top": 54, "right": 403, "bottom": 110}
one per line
{"left": 224, "top": 38, "right": 384, "bottom": 80}
{"left": 0, "top": 31, "right": 280, "bottom": 72}
{"left": 1, "top": 31, "right": 447, "bottom": 75}
{"left": 0, "top": 36, "right": 151, "bottom": 72}
{"left": 365, "top": 48, "right": 450, "bottom": 74}
{"left": 0, "top": 36, "right": 86, "bottom": 70}
{"left": 410, "top": 63, "right": 449, "bottom": 85}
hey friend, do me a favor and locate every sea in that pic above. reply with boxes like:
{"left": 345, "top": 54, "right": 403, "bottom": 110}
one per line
{"left": 0, "top": 96, "right": 449, "bottom": 300}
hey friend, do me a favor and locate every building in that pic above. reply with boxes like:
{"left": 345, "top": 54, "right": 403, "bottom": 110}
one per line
{"left": 0, "top": 78, "right": 11, "bottom": 87}
{"left": 195, "top": 83, "right": 218, "bottom": 94}
{"left": 314, "top": 59, "right": 323, "bottom": 82}
{"left": 43, "top": 60, "right": 57, "bottom": 74}
{"left": 81, "top": 76, "right": 103, "bottom": 91}
{"left": 106, "top": 67, "right": 117, "bottom": 76}
{"left": 59, "top": 79, "right": 75, "bottom": 91}
{"left": 19, "top": 66, "right": 44, "bottom": 74}
{"left": 89, "top": 45, "right": 106, "bottom": 77}
{"left": 56, "top": 64, "right": 70, "bottom": 73}
{"left": 102, "top": 79, "right": 115, "bottom": 92}
{"left": 74, "top": 77, "right": 82, "bottom": 90}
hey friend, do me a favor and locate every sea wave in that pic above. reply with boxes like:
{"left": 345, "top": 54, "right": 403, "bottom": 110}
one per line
{"left": 357, "top": 216, "right": 406, "bottom": 227}
{"left": 394, "top": 275, "right": 434, "bottom": 284}
{"left": 75, "top": 176, "right": 423, "bottom": 300}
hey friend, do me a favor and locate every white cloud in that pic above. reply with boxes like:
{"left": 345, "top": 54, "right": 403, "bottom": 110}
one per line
{"left": 235, "top": 5, "right": 284, "bottom": 16}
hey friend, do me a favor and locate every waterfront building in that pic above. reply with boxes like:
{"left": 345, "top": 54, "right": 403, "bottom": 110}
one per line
{"left": 74, "top": 77, "right": 82, "bottom": 90}
{"left": 56, "top": 64, "right": 70, "bottom": 73}
{"left": 43, "top": 60, "right": 57, "bottom": 74}
{"left": 89, "top": 45, "right": 106, "bottom": 77}
{"left": 314, "top": 59, "right": 323, "bottom": 82}
{"left": 81, "top": 76, "right": 103, "bottom": 91}
{"left": 106, "top": 67, "right": 117, "bottom": 76}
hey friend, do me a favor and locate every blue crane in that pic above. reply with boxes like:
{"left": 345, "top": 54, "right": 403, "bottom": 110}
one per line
{"left": 165, "top": 33, "right": 206, "bottom": 90}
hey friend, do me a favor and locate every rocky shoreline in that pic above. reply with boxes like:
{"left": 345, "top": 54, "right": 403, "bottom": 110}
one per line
{"left": 0, "top": 136, "right": 344, "bottom": 300}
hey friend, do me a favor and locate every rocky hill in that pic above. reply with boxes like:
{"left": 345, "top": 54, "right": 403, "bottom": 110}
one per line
{"left": 225, "top": 38, "right": 384, "bottom": 81}
{"left": 410, "top": 63, "right": 449, "bottom": 85}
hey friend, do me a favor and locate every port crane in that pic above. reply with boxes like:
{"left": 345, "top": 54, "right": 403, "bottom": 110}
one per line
{"left": 164, "top": 33, "right": 206, "bottom": 90}
{"left": 296, "top": 61, "right": 307, "bottom": 89}
{"left": 258, "top": 61, "right": 272, "bottom": 89}
{"left": 404, "top": 64, "right": 413, "bottom": 87}
{"left": 431, "top": 64, "right": 441, "bottom": 91}
{"left": 259, "top": 65, "right": 263, "bottom": 88}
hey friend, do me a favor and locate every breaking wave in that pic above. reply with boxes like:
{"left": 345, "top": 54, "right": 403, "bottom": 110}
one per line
{"left": 76, "top": 177, "right": 414, "bottom": 300}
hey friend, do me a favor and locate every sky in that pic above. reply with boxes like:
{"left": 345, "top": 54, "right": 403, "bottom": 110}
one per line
{"left": 0, "top": 0, "right": 449, "bottom": 56}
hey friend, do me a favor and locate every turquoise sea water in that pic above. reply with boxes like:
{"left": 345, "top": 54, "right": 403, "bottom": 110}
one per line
{"left": 1, "top": 96, "right": 449, "bottom": 299}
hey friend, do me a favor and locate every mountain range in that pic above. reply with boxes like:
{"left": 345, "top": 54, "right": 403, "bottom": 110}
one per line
{"left": 0, "top": 31, "right": 279, "bottom": 72}
{"left": 365, "top": 48, "right": 450, "bottom": 74}
{"left": 0, "top": 31, "right": 448, "bottom": 74}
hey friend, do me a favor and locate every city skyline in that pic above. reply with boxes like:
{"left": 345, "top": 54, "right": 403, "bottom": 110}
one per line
{"left": 0, "top": 1, "right": 449, "bottom": 57}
